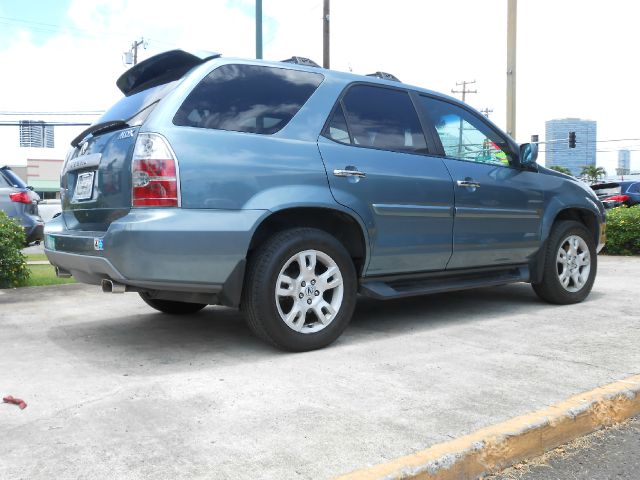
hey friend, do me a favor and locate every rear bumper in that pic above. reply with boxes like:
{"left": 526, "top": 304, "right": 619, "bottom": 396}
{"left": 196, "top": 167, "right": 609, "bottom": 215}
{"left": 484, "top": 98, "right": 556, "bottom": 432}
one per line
{"left": 44, "top": 208, "right": 266, "bottom": 306}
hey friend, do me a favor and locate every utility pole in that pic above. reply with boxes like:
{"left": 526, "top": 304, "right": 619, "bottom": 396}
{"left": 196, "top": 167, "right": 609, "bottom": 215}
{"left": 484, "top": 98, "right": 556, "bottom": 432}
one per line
{"left": 451, "top": 80, "right": 477, "bottom": 103}
{"left": 123, "top": 38, "right": 145, "bottom": 65}
{"left": 480, "top": 107, "right": 493, "bottom": 118}
{"left": 132, "top": 38, "right": 145, "bottom": 65}
{"left": 256, "top": 0, "right": 263, "bottom": 59}
{"left": 323, "top": 0, "right": 330, "bottom": 68}
{"left": 451, "top": 80, "right": 477, "bottom": 157}
{"left": 506, "top": 0, "right": 517, "bottom": 138}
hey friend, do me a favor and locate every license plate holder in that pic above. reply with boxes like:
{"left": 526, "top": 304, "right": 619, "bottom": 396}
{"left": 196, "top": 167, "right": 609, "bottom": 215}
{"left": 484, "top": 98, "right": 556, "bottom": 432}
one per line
{"left": 73, "top": 171, "right": 95, "bottom": 201}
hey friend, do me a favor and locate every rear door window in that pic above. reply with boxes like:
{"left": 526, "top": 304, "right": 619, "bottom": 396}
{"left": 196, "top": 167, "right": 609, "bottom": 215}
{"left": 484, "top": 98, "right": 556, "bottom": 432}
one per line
{"left": 174, "top": 64, "right": 324, "bottom": 134}
{"left": 324, "top": 84, "right": 427, "bottom": 154}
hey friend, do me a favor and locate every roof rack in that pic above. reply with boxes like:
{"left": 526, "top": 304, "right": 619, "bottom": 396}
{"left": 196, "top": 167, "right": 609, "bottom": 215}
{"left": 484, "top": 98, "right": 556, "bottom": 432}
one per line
{"left": 281, "top": 56, "right": 321, "bottom": 68}
{"left": 366, "top": 71, "right": 401, "bottom": 82}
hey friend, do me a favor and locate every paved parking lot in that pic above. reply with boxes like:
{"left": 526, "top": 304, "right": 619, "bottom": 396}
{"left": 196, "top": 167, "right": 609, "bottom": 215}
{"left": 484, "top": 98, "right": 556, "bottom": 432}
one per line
{"left": 1, "top": 256, "right": 639, "bottom": 479}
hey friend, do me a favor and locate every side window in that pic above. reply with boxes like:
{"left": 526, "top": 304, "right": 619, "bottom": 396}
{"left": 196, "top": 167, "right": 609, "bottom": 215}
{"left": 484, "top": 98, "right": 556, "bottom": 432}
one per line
{"left": 324, "top": 85, "right": 427, "bottom": 154}
{"left": 174, "top": 64, "right": 323, "bottom": 134}
{"left": 419, "top": 96, "right": 514, "bottom": 166}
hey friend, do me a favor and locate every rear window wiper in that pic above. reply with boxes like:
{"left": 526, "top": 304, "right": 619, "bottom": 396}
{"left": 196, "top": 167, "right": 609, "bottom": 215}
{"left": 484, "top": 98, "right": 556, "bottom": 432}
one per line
{"left": 71, "top": 120, "right": 129, "bottom": 148}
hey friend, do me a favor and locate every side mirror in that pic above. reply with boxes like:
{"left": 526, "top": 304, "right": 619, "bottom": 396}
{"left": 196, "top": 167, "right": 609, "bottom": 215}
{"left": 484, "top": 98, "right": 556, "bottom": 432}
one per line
{"left": 519, "top": 142, "right": 538, "bottom": 167}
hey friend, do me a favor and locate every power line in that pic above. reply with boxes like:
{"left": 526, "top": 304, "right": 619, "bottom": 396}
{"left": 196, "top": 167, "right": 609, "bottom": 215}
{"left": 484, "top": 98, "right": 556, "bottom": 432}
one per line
{"left": 0, "top": 15, "right": 131, "bottom": 40}
{"left": 0, "top": 111, "right": 103, "bottom": 116}
{"left": 0, "top": 122, "right": 91, "bottom": 126}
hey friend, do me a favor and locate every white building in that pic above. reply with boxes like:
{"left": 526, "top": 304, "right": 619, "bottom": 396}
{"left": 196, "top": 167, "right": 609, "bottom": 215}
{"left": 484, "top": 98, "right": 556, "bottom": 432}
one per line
{"left": 0, "top": 115, "right": 96, "bottom": 198}
{"left": 617, "top": 149, "right": 631, "bottom": 175}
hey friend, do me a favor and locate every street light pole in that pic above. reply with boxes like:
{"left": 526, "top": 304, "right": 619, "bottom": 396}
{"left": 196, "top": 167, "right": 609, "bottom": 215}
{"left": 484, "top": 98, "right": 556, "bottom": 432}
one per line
{"left": 506, "top": 0, "right": 517, "bottom": 138}
{"left": 256, "top": 0, "right": 263, "bottom": 59}
{"left": 323, "top": 0, "right": 330, "bottom": 68}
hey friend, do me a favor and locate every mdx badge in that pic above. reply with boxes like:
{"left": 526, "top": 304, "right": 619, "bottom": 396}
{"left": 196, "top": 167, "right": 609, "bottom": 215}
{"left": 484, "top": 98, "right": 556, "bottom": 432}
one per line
{"left": 117, "top": 129, "right": 135, "bottom": 140}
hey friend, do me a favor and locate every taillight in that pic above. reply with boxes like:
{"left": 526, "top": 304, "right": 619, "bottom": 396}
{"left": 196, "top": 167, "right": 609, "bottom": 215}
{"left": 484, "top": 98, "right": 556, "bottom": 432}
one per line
{"left": 607, "top": 195, "right": 630, "bottom": 203}
{"left": 131, "top": 133, "right": 180, "bottom": 207}
{"left": 9, "top": 191, "right": 31, "bottom": 204}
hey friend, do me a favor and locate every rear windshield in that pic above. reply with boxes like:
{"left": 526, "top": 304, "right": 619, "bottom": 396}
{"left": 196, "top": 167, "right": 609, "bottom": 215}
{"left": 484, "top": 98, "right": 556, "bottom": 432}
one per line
{"left": 0, "top": 167, "right": 27, "bottom": 188}
{"left": 98, "top": 81, "right": 179, "bottom": 125}
{"left": 594, "top": 186, "right": 622, "bottom": 197}
{"left": 173, "top": 64, "right": 323, "bottom": 135}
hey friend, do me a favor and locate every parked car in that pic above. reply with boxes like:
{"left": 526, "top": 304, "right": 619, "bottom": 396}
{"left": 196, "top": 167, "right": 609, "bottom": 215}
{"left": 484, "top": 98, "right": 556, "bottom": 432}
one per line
{"left": 591, "top": 181, "right": 640, "bottom": 208}
{"left": 1, "top": 166, "right": 44, "bottom": 244}
{"left": 45, "top": 50, "right": 606, "bottom": 351}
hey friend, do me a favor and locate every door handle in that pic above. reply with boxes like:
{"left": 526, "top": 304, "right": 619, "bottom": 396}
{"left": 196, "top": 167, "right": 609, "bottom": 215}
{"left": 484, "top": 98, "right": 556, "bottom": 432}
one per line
{"left": 333, "top": 169, "right": 366, "bottom": 178}
{"left": 457, "top": 180, "right": 480, "bottom": 188}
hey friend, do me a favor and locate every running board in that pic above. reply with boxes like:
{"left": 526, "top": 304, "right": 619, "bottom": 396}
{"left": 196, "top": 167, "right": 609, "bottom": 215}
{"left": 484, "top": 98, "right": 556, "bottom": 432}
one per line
{"left": 359, "top": 265, "right": 530, "bottom": 300}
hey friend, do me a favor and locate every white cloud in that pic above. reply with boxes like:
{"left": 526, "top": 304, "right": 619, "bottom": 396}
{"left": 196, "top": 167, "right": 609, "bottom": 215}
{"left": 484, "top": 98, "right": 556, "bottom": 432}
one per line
{"left": 0, "top": 0, "right": 638, "bottom": 172}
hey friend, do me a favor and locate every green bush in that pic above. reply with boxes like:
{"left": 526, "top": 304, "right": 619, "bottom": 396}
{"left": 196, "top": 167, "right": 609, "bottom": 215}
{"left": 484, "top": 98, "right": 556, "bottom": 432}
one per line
{"left": 0, "top": 211, "right": 29, "bottom": 288}
{"left": 603, "top": 205, "right": 640, "bottom": 255}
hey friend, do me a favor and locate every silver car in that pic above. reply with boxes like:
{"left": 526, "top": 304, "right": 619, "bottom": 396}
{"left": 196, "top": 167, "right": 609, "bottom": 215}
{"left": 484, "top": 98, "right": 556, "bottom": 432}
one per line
{"left": 0, "top": 166, "right": 44, "bottom": 244}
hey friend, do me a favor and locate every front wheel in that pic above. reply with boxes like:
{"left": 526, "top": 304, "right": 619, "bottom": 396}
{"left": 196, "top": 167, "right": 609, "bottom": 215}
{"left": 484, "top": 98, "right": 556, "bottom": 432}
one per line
{"left": 242, "top": 228, "right": 357, "bottom": 352}
{"left": 138, "top": 292, "right": 207, "bottom": 314}
{"left": 532, "top": 220, "right": 597, "bottom": 304}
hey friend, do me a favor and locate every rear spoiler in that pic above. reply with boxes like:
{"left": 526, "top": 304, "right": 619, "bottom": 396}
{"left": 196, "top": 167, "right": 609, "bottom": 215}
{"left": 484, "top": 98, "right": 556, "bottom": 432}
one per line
{"left": 116, "top": 49, "right": 221, "bottom": 96}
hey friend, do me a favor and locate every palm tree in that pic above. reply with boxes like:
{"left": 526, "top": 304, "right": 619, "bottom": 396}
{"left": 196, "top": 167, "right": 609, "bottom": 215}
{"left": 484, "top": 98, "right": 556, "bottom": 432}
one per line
{"left": 549, "top": 165, "right": 573, "bottom": 176}
{"left": 580, "top": 165, "right": 606, "bottom": 184}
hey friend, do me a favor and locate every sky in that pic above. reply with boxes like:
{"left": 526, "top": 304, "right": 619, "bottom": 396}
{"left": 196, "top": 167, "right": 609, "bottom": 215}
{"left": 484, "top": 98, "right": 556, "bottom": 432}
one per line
{"left": 0, "top": 0, "right": 639, "bottom": 174}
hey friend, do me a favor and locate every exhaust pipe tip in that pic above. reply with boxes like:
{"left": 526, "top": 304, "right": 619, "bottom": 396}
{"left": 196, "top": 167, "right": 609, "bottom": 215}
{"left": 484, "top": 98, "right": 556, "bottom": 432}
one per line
{"left": 55, "top": 267, "right": 72, "bottom": 278}
{"left": 101, "top": 279, "right": 126, "bottom": 294}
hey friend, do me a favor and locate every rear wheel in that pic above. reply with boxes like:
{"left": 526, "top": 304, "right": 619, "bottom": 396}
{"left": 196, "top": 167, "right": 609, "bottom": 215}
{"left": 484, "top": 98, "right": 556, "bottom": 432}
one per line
{"left": 242, "top": 228, "right": 357, "bottom": 351}
{"left": 532, "top": 220, "right": 597, "bottom": 304}
{"left": 138, "top": 292, "right": 207, "bottom": 314}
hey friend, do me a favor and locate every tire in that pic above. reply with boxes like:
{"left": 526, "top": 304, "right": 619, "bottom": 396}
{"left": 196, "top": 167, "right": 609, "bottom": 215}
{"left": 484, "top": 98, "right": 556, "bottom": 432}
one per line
{"left": 532, "top": 220, "right": 597, "bottom": 304}
{"left": 138, "top": 292, "right": 207, "bottom": 314}
{"left": 242, "top": 228, "right": 357, "bottom": 352}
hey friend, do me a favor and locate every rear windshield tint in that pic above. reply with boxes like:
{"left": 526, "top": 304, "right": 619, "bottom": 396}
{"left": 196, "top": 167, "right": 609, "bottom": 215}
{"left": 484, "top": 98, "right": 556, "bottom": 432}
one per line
{"left": 98, "top": 81, "right": 179, "bottom": 125}
{"left": 173, "top": 64, "right": 323, "bottom": 134}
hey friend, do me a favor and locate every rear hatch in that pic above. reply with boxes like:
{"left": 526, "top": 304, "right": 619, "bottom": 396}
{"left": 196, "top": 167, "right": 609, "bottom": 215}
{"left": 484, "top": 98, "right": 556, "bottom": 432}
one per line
{"left": 61, "top": 50, "right": 218, "bottom": 231}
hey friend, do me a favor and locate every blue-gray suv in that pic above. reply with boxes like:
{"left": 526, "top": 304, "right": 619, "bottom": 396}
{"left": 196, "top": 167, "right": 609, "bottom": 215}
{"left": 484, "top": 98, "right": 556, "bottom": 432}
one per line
{"left": 45, "top": 51, "right": 606, "bottom": 351}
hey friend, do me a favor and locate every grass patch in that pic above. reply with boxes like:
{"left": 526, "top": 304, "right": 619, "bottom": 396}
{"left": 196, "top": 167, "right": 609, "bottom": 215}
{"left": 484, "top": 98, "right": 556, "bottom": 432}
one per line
{"left": 26, "top": 264, "right": 76, "bottom": 286}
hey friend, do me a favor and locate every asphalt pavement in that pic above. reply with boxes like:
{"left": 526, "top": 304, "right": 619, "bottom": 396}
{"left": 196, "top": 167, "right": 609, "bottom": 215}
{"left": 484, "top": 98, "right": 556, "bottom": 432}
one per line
{"left": 1, "top": 256, "right": 639, "bottom": 479}
{"left": 493, "top": 416, "right": 640, "bottom": 480}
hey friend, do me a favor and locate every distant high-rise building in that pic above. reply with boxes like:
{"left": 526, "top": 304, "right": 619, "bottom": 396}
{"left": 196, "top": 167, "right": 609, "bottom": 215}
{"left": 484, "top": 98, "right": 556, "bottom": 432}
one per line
{"left": 618, "top": 149, "right": 631, "bottom": 175}
{"left": 545, "top": 118, "right": 596, "bottom": 176}
{"left": 19, "top": 120, "right": 54, "bottom": 148}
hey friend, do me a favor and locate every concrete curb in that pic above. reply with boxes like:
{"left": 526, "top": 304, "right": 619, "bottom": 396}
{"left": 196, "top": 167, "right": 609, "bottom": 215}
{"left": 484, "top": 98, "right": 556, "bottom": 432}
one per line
{"left": 336, "top": 374, "right": 640, "bottom": 480}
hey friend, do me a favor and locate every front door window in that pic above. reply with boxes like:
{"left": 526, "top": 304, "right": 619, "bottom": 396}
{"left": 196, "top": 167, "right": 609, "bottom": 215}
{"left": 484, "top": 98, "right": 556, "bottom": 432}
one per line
{"left": 419, "top": 96, "right": 514, "bottom": 166}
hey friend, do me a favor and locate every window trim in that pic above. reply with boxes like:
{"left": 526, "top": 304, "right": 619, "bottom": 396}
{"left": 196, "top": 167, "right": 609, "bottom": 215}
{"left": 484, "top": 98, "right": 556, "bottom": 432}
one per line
{"left": 320, "top": 81, "right": 436, "bottom": 156}
{"left": 415, "top": 93, "right": 521, "bottom": 169}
